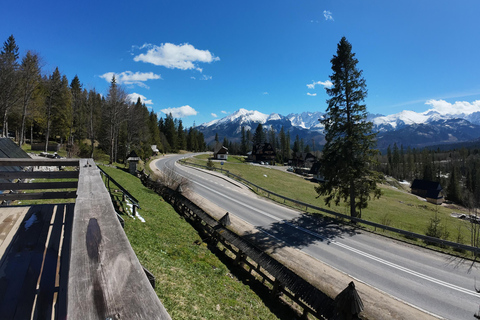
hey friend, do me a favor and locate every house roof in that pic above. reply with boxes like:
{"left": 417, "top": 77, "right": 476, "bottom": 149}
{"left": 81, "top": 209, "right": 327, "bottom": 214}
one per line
{"left": 214, "top": 143, "right": 228, "bottom": 154}
{"left": 411, "top": 179, "right": 442, "bottom": 191}
{"left": 0, "top": 138, "right": 30, "bottom": 160}
{"left": 127, "top": 150, "right": 141, "bottom": 161}
{"left": 0, "top": 138, "right": 31, "bottom": 183}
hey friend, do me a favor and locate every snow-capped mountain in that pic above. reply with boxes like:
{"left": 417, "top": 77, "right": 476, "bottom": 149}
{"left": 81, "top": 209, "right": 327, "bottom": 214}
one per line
{"left": 197, "top": 108, "right": 480, "bottom": 151}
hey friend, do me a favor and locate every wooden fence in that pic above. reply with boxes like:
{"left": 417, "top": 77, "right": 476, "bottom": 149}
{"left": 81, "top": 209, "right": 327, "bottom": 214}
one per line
{"left": 140, "top": 172, "right": 336, "bottom": 319}
{"left": 0, "top": 158, "right": 80, "bottom": 203}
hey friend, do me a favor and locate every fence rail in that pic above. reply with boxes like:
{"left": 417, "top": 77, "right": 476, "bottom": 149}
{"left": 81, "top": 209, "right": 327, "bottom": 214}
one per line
{"left": 97, "top": 165, "right": 140, "bottom": 214}
{"left": 0, "top": 158, "right": 80, "bottom": 202}
{"left": 178, "top": 159, "right": 480, "bottom": 255}
{"left": 140, "top": 172, "right": 335, "bottom": 319}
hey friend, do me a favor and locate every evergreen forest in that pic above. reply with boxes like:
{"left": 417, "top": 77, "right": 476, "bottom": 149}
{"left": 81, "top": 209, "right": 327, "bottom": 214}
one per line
{"left": 0, "top": 35, "right": 207, "bottom": 164}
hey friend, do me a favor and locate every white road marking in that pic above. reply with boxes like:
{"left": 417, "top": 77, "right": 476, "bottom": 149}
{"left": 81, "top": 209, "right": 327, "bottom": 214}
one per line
{"left": 174, "top": 161, "right": 480, "bottom": 298}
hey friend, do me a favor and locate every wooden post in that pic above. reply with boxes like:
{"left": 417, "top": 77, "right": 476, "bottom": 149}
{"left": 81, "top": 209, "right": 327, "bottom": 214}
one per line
{"left": 271, "top": 279, "right": 283, "bottom": 298}
{"left": 301, "top": 308, "right": 309, "bottom": 320}
{"left": 234, "top": 250, "right": 245, "bottom": 266}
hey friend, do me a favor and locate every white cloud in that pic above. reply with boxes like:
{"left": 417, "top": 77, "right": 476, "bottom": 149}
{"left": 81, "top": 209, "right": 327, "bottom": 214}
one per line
{"left": 100, "top": 71, "right": 161, "bottom": 88}
{"left": 263, "top": 92, "right": 269, "bottom": 95}
{"left": 307, "top": 80, "right": 333, "bottom": 89}
{"left": 307, "top": 93, "right": 317, "bottom": 96}
{"left": 425, "top": 99, "right": 480, "bottom": 115}
{"left": 161, "top": 105, "right": 198, "bottom": 118}
{"left": 127, "top": 93, "right": 153, "bottom": 105}
{"left": 221, "top": 110, "right": 227, "bottom": 114}
{"left": 133, "top": 43, "right": 220, "bottom": 72}
{"left": 211, "top": 113, "right": 218, "bottom": 118}
{"left": 323, "top": 10, "right": 334, "bottom": 21}
{"left": 200, "top": 75, "right": 212, "bottom": 80}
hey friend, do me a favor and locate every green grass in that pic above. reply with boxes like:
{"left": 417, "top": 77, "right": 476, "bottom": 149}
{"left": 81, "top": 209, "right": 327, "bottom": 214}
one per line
{"left": 98, "top": 164, "right": 294, "bottom": 320}
{"left": 187, "top": 154, "right": 473, "bottom": 254}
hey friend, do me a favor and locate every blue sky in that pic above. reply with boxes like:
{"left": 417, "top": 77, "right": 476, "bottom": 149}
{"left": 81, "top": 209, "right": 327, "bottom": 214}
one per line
{"left": 2, "top": 0, "right": 480, "bottom": 128}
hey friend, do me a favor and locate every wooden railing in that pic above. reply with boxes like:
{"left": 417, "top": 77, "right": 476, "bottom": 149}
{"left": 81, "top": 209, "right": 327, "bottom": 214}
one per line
{"left": 0, "top": 158, "right": 171, "bottom": 319}
{"left": 0, "top": 158, "right": 80, "bottom": 202}
{"left": 68, "top": 159, "right": 171, "bottom": 319}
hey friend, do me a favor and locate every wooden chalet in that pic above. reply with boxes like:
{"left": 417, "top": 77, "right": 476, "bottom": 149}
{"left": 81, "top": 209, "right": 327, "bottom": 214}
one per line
{"left": 213, "top": 143, "right": 228, "bottom": 160}
{"left": 411, "top": 179, "right": 445, "bottom": 205}
{"left": 291, "top": 152, "right": 317, "bottom": 169}
{"left": 309, "top": 161, "right": 325, "bottom": 182}
{"left": 0, "top": 151, "right": 171, "bottom": 318}
{"left": 250, "top": 143, "right": 276, "bottom": 164}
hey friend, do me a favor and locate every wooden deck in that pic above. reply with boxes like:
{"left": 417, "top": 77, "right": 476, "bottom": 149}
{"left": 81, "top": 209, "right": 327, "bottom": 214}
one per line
{"left": 0, "top": 204, "right": 73, "bottom": 319}
{"left": 0, "top": 159, "right": 171, "bottom": 320}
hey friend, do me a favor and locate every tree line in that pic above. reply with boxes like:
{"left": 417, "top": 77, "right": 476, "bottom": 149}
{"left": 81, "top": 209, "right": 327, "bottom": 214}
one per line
{"left": 380, "top": 143, "right": 480, "bottom": 208}
{"left": 0, "top": 35, "right": 207, "bottom": 163}
{"left": 215, "top": 122, "right": 316, "bottom": 165}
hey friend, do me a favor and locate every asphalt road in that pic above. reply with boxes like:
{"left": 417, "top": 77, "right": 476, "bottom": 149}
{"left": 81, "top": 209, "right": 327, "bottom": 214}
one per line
{"left": 155, "top": 154, "right": 480, "bottom": 320}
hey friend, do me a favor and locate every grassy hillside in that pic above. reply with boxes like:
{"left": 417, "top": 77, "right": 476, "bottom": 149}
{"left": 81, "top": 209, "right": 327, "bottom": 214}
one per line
{"left": 99, "top": 165, "right": 295, "bottom": 320}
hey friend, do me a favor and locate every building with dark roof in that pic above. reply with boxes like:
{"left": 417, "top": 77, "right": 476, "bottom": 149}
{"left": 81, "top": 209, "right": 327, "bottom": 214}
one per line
{"left": 249, "top": 143, "right": 276, "bottom": 164}
{"left": 411, "top": 179, "right": 444, "bottom": 205}
{"left": 213, "top": 143, "right": 228, "bottom": 160}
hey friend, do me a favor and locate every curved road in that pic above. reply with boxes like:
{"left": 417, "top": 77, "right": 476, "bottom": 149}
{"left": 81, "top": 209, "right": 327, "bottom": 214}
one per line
{"left": 156, "top": 154, "right": 480, "bottom": 320}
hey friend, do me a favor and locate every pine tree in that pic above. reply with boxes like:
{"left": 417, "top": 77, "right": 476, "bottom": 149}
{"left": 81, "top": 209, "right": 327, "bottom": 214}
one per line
{"left": 0, "top": 35, "right": 20, "bottom": 137}
{"left": 252, "top": 123, "right": 265, "bottom": 145}
{"left": 164, "top": 113, "right": 177, "bottom": 152}
{"left": 43, "top": 68, "right": 62, "bottom": 151}
{"left": 177, "top": 119, "right": 186, "bottom": 150}
{"left": 18, "top": 50, "right": 41, "bottom": 146}
{"left": 240, "top": 126, "right": 247, "bottom": 155}
{"left": 104, "top": 75, "right": 127, "bottom": 163}
{"left": 315, "top": 37, "right": 382, "bottom": 218}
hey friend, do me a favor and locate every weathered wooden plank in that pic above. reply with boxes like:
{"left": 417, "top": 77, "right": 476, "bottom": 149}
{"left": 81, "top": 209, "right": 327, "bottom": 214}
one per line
{"left": 0, "top": 159, "right": 80, "bottom": 167}
{"left": 0, "top": 191, "right": 77, "bottom": 201}
{"left": 57, "top": 203, "right": 74, "bottom": 320}
{"left": 0, "top": 181, "right": 78, "bottom": 190}
{"left": 32, "top": 205, "right": 65, "bottom": 319}
{"left": 0, "top": 171, "right": 79, "bottom": 180}
{"left": 68, "top": 159, "right": 171, "bottom": 320}
{"left": 0, "top": 205, "right": 55, "bottom": 319}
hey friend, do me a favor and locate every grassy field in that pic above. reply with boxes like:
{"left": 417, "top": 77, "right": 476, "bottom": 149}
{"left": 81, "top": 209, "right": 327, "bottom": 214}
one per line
{"left": 99, "top": 165, "right": 296, "bottom": 320}
{"left": 186, "top": 154, "right": 473, "bottom": 253}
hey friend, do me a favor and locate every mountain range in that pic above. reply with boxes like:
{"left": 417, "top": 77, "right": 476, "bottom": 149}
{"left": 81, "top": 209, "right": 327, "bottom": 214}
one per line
{"left": 197, "top": 108, "right": 480, "bottom": 152}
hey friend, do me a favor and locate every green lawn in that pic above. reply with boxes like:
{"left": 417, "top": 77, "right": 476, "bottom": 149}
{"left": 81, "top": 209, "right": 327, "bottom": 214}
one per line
{"left": 98, "top": 164, "right": 295, "bottom": 320}
{"left": 187, "top": 154, "right": 472, "bottom": 253}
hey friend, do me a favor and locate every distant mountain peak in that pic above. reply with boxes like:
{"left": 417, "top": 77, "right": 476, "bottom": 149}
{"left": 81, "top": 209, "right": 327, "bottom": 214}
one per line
{"left": 197, "top": 107, "right": 480, "bottom": 150}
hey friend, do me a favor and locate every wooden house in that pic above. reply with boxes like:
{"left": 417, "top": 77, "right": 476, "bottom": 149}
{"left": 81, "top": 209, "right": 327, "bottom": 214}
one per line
{"left": 213, "top": 143, "right": 228, "bottom": 160}
{"left": 309, "top": 162, "right": 325, "bottom": 182}
{"left": 291, "top": 152, "right": 317, "bottom": 169}
{"left": 250, "top": 143, "right": 276, "bottom": 164}
{"left": 411, "top": 179, "right": 445, "bottom": 205}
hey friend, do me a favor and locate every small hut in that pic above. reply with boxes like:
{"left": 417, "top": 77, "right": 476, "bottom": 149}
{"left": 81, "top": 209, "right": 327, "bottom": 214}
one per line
{"left": 127, "top": 150, "right": 141, "bottom": 175}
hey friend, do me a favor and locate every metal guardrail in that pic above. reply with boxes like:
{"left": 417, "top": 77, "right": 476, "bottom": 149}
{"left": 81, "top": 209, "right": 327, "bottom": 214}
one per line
{"left": 178, "top": 159, "right": 480, "bottom": 256}
{"left": 97, "top": 165, "right": 141, "bottom": 213}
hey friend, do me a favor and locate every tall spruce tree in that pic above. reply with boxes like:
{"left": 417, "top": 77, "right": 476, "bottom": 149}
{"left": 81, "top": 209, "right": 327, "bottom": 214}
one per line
{"left": 0, "top": 35, "right": 20, "bottom": 137}
{"left": 18, "top": 50, "right": 41, "bottom": 146}
{"left": 253, "top": 123, "right": 265, "bottom": 145}
{"left": 315, "top": 37, "right": 382, "bottom": 218}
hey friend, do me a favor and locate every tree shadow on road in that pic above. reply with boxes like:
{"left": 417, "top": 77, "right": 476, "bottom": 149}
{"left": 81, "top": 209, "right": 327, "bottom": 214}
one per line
{"left": 242, "top": 212, "right": 361, "bottom": 253}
